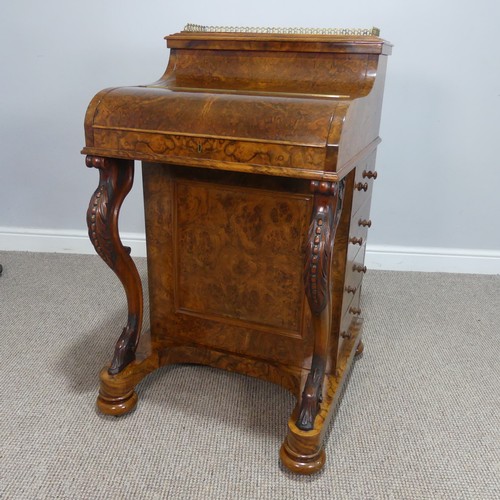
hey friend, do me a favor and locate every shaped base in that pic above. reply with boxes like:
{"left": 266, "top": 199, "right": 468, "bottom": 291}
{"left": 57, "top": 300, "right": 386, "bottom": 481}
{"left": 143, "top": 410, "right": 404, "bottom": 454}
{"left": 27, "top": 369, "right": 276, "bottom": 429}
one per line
{"left": 95, "top": 321, "right": 363, "bottom": 474}
{"left": 280, "top": 318, "right": 364, "bottom": 474}
{"left": 280, "top": 439, "right": 326, "bottom": 474}
{"left": 97, "top": 389, "right": 138, "bottom": 416}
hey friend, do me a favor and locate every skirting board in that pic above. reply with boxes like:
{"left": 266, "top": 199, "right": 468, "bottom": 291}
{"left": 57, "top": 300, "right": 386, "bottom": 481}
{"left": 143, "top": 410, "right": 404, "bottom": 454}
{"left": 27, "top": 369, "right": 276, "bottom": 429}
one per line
{"left": 0, "top": 227, "right": 147, "bottom": 259}
{"left": 0, "top": 227, "right": 499, "bottom": 275}
{"left": 366, "top": 244, "right": 500, "bottom": 275}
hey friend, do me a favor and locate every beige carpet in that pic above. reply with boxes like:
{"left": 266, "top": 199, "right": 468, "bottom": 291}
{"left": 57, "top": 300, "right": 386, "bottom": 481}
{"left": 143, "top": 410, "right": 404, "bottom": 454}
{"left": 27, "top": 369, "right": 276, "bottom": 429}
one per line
{"left": 0, "top": 250, "right": 499, "bottom": 499}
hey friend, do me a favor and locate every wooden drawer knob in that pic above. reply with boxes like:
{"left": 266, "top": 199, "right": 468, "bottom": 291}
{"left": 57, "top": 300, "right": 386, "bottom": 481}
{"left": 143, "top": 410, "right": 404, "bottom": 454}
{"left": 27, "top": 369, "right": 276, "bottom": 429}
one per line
{"left": 349, "top": 236, "right": 363, "bottom": 245}
{"left": 358, "top": 219, "right": 372, "bottom": 228}
{"left": 349, "top": 307, "right": 362, "bottom": 315}
{"left": 354, "top": 182, "right": 368, "bottom": 192}
{"left": 362, "top": 170, "right": 378, "bottom": 179}
{"left": 345, "top": 285, "right": 357, "bottom": 294}
{"left": 353, "top": 264, "right": 367, "bottom": 273}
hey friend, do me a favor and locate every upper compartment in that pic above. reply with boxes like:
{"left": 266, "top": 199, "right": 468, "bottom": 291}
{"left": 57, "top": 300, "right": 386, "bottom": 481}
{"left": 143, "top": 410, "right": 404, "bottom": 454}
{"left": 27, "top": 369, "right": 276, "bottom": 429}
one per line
{"left": 83, "top": 27, "right": 391, "bottom": 180}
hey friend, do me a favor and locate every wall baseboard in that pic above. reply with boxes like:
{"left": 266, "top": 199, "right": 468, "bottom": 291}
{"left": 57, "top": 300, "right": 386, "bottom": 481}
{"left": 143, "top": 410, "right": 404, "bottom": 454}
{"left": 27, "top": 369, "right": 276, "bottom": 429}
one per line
{"left": 0, "top": 227, "right": 147, "bottom": 257}
{"left": 1, "top": 227, "right": 499, "bottom": 275}
{"left": 365, "top": 244, "right": 500, "bottom": 275}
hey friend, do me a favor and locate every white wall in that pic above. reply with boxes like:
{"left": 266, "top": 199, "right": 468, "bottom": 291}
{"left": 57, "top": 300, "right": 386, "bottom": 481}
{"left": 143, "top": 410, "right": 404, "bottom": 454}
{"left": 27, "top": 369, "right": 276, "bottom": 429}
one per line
{"left": 1, "top": 0, "right": 499, "bottom": 273}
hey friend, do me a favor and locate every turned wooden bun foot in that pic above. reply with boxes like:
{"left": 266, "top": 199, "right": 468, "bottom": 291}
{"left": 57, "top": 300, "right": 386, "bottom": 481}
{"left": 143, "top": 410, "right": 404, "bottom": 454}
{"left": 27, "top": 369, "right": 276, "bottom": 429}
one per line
{"left": 96, "top": 389, "right": 138, "bottom": 416}
{"left": 355, "top": 340, "right": 364, "bottom": 356}
{"left": 96, "top": 366, "right": 141, "bottom": 416}
{"left": 279, "top": 441, "right": 326, "bottom": 474}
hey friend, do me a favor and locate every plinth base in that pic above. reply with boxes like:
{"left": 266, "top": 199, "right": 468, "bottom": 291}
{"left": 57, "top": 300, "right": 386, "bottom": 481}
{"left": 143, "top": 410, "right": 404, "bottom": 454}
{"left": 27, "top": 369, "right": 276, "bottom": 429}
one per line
{"left": 280, "top": 317, "right": 363, "bottom": 473}
{"left": 97, "top": 388, "right": 138, "bottom": 416}
{"left": 95, "top": 320, "right": 363, "bottom": 473}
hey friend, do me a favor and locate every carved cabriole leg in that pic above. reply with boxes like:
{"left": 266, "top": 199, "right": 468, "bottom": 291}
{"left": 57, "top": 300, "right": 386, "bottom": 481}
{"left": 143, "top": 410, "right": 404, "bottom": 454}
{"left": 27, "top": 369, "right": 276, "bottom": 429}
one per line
{"left": 280, "top": 318, "right": 362, "bottom": 474}
{"left": 86, "top": 155, "right": 144, "bottom": 386}
{"left": 297, "top": 180, "right": 341, "bottom": 431}
{"left": 280, "top": 180, "right": 344, "bottom": 474}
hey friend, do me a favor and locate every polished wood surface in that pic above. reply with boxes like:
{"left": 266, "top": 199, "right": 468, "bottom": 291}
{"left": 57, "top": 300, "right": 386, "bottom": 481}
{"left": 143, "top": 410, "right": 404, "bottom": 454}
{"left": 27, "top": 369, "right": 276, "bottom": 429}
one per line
{"left": 85, "top": 156, "right": 143, "bottom": 375}
{"left": 82, "top": 32, "right": 391, "bottom": 180}
{"left": 82, "top": 29, "right": 391, "bottom": 474}
{"left": 143, "top": 165, "right": 314, "bottom": 369}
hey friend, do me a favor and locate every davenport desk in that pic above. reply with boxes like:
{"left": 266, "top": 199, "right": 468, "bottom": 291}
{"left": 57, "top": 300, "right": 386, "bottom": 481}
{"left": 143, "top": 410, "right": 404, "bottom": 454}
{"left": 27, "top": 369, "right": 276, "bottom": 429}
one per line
{"left": 82, "top": 26, "right": 392, "bottom": 474}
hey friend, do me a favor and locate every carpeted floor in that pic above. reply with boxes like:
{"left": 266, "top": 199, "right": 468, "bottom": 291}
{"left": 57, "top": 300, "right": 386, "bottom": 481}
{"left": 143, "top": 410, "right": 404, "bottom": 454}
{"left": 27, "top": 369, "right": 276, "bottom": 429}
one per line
{"left": 0, "top": 250, "right": 498, "bottom": 499}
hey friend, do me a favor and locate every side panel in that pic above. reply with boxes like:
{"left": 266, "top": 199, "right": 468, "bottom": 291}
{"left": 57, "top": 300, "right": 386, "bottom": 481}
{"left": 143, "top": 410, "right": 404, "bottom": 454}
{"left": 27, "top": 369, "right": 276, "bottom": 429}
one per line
{"left": 142, "top": 163, "right": 316, "bottom": 369}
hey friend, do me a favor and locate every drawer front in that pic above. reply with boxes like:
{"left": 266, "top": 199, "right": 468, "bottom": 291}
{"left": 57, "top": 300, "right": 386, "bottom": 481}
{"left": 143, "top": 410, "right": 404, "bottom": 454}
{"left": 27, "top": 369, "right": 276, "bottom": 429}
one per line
{"left": 337, "top": 306, "right": 357, "bottom": 354}
{"left": 352, "top": 174, "right": 373, "bottom": 216}
{"left": 341, "top": 244, "right": 365, "bottom": 317}
{"left": 351, "top": 153, "right": 378, "bottom": 216}
{"left": 348, "top": 199, "right": 371, "bottom": 249}
{"left": 94, "top": 129, "right": 327, "bottom": 172}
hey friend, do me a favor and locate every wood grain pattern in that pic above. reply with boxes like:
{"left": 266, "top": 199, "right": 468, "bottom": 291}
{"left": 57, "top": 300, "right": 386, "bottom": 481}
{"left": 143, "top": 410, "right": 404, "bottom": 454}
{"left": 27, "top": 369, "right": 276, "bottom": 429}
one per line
{"left": 142, "top": 163, "right": 316, "bottom": 368}
{"left": 280, "top": 316, "right": 363, "bottom": 474}
{"left": 166, "top": 32, "right": 392, "bottom": 55}
{"left": 296, "top": 180, "right": 344, "bottom": 431}
{"left": 83, "top": 33, "right": 390, "bottom": 177}
{"left": 82, "top": 30, "right": 391, "bottom": 475}
{"left": 92, "top": 128, "right": 326, "bottom": 172}
{"left": 164, "top": 49, "right": 374, "bottom": 96}
{"left": 175, "top": 179, "right": 310, "bottom": 334}
{"left": 86, "top": 156, "right": 143, "bottom": 375}
{"left": 91, "top": 88, "right": 337, "bottom": 146}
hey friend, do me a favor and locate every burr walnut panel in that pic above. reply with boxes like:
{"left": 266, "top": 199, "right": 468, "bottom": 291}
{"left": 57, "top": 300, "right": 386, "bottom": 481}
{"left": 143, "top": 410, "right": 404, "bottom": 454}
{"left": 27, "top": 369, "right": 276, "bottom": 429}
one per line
{"left": 91, "top": 87, "right": 338, "bottom": 147}
{"left": 83, "top": 30, "right": 391, "bottom": 475}
{"left": 142, "top": 163, "right": 316, "bottom": 369}
{"left": 164, "top": 50, "right": 376, "bottom": 97}
{"left": 92, "top": 129, "right": 326, "bottom": 171}
{"left": 174, "top": 179, "right": 311, "bottom": 335}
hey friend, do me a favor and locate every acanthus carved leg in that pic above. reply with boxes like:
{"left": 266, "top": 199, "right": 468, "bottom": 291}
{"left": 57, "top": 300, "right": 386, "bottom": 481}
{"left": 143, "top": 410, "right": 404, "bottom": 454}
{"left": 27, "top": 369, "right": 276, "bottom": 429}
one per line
{"left": 86, "top": 156, "right": 143, "bottom": 375}
{"left": 296, "top": 180, "right": 344, "bottom": 431}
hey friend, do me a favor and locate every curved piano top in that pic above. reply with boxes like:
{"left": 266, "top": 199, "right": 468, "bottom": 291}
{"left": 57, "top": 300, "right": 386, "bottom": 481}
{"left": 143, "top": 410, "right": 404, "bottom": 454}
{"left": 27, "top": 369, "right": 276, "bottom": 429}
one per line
{"left": 83, "top": 29, "right": 391, "bottom": 181}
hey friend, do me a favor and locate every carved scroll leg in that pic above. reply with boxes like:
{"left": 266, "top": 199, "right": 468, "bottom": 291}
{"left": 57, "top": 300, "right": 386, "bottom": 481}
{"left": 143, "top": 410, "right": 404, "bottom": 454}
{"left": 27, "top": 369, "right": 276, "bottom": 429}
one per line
{"left": 86, "top": 156, "right": 143, "bottom": 376}
{"left": 296, "top": 309, "right": 330, "bottom": 431}
{"left": 296, "top": 180, "right": 341, "bottom": 432}
{"left": 281, "top": 180, "right": 343, "bottom": 474}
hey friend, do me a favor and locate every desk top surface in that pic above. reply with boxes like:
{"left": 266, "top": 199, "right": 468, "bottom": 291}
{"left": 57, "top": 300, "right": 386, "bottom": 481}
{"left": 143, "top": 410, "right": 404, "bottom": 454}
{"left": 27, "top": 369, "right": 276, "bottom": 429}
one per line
{"left": 83, "top": 28, "right": 391, "bottom": 180}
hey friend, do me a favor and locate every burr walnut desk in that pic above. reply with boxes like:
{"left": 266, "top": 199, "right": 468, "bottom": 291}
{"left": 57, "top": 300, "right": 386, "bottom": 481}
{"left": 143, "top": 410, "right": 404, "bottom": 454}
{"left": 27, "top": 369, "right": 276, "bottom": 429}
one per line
{"left": 82, "top": 26, "right": 391, "bottom": 474}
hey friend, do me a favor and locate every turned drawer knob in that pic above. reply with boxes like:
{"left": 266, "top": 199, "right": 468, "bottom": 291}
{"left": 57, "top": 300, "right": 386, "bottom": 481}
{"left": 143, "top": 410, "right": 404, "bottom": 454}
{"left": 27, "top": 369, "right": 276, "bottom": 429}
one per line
{"left": 362, "top": 170, "right": 378, "bottom": 179}
{"left": 353, "top": 264, "right": 367, "bottom": 273}
{"left": 341, "top": 331, "right": 351, "bottom": 339}
{"left": 354, "top": 182, "right": 369, "bottom": 192}
{"left": 358, "top": 219, "right": 372, "bottom": 227}
{"left": 345, "top": 285, "right": 357, "bottom": 294}
{"left": 349, "top": 236, "right": 363, "bottom": 245}
{"left": 349, "top": 307, "right": 362, "bottom": 315}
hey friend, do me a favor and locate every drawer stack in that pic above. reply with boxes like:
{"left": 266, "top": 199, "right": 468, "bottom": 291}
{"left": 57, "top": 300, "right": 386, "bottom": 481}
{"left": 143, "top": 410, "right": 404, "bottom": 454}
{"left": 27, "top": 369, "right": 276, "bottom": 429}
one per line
{"left": 338, "top": 150, "right": 378, "bottom": 354}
